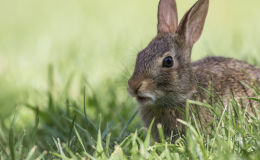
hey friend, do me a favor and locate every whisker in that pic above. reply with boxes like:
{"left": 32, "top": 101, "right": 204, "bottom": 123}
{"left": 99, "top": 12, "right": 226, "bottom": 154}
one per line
{"left": 106, "top": 64, "right": 131, "bottom": 78}
{"left": 123, "top": 55, "right": 138, "bottom": 58}
{"left": 117, "top": 75, "right": 130, "bottom": 81}
{"left": 119, "top": 94, "right": 133, "bottom": 111}
{"left": 116, "top": 36, "right": 139, "bottom": 53}
{"left": 116, "top": 81, "right": 127, "bottom": 83}
{"left": 112, "top": 48, "right": 138, "bottom": 55}
{"left": 110, "top": 54, "right": 132, "bottom": 77}
{"left": 131, "top": 19, "right": 143, "bottom": 50}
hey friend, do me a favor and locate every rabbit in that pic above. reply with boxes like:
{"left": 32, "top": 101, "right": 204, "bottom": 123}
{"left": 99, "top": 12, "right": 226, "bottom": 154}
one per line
{"left": 127, "top": 0, "right": 260, "bottom": 142}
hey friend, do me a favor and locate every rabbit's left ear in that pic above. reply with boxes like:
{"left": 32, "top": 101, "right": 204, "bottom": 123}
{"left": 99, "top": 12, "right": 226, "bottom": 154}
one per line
{"left": 157, "top": 0, "right": 178, "bottom": 34}
{"left": 177, "top": 0, "right": 209, "bottom": 46}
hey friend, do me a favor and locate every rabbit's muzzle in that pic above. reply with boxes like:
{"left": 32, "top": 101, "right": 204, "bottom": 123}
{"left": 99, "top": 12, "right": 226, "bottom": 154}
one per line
{"left": 127, "top": 80, "right": 156, "bottom": 106}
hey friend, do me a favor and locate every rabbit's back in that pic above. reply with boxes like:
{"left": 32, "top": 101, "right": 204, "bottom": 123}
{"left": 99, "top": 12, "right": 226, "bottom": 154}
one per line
{"left": 192, "top": 56, "right": 260, "bottom": 78}
{"left": 192, "top": 56, "right": 260, "bottom": 112}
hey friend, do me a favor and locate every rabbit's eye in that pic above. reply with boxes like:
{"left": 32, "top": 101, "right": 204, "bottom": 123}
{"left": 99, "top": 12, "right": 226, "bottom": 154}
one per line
{"left": 163, "top": 56, "right": 173, "bottom": 67}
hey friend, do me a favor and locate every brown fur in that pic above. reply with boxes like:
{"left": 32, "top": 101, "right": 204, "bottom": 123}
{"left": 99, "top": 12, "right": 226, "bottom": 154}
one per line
{"left": 127, "top": 0, "right": 260, "bottom": 142}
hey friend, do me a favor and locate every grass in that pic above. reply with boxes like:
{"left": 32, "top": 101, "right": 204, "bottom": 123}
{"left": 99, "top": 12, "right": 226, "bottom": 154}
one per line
{"left": 1, "top": 0, "right": 260, "bottom": 159}
{"left": 1, "top": 81, "right": 260, "bottom": 159}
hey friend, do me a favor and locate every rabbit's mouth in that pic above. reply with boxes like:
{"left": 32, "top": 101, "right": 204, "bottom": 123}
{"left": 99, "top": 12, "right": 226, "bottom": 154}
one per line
{"left": 136, "top": 95, "right": 154, "bottom": 104}
{"left": 137, "top": 96, "right": 148, "bottom": 102}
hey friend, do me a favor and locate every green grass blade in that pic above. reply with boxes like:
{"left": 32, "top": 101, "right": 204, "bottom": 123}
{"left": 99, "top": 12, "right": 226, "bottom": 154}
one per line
{"left": 144, "top": 118, "right": 155, "bottom": 149}
{"left": 29, "top": 117, "right": 39, "bottom": 151}
{"left": 105, "top": 133, "right": 111, "bottom": 157}
{"left": 49, "top": 151, "right": 70, "bottom": 160}
{"left": 83, "top": 86, "right": 89, "bottom": 128}
{"left": 131, "top": 130, "right": 138, "bottom": 154}
{"left": 67, "top": 106, "right": 98, "bottom": 132}
{"left": 240, "top": 80, "right": 260, "bottom": 96}
{"left": 216, "top": 104, "right": 227, "bottom": 133}
{"left": 25, "top": 146, "right": 37, "bottom": 160}
{"left": 191, "top": 112, "right": 201, "bottom": 137}
{"left": 8, "top": 128, "right": 13, "bottom": 160}
{"left": 165, "top": 143, "right": 172, "bottom": 160}
{"left": 101, "top": 121, "right": 114, "bottom": 140}
{"left": 52, "top": 137, "right": 59, "bottom": 152}
{"left": 157, "top": 124, "right": 165, "bottom": 143}
{"left": 113, "top": 108, "right": 126, "bottom": 125}
{"left": 35, "top": 151, "right": 47, "bottom": 160}
{"left": 83, "top": 152, "right": 96, "bottom": 160}
{"left": 84, "top": 79, "right": 101, "bottom": 112}
{"left": 186, "top": 99, "right": 190, "bottom": 126}
{"left": 74, "top": 126, "right": 86, "bottom": 152}
{"left": 47, "top": 64, "right": 54, "bottom": 111}
{"left": 63, "top": 115, "right": 95, "bottom": 141}
{"left": 9, "top": 107, "right": 20, "bottom": 160}
{"left": 68, "top": 115, "right": 76, "bottom": 154}
{"left": 47, "top": 141, "right": 58, "bottom": 155}
{"left": 7, "top": 131, "right": 25, "bottom": 160}
{"left": 188, "top": 100, "right": 224, "bottom": 121}
{"left": 119, "top": 134, "right": 133, "bottom": 149}
{"left": 211, "top": 104, "right": 227, "bottom": 152}
{"left": 150, "top": 147, "right": 160, "bottom": 159}
{"left": 110, "top": 146, "right": 127, "bottom": 160}
{"left": 242, "top": 97, "right": 260, "bottom": 103}
{"left": 0, "top": 141, "right": 8, "bottom": 157}
{"left": 117, "top": 109, "right": 138, "bottom": 141}
{"left": 242, "top": 103, "right": 250, "bottom": 126}
{"left": 197, "top": 85, "right": 219, "bottom": 103}
{"left": 193, "top": 94, "right": 205, "bottom": 135}
{"left": 0, "top": 123, "right": 6, "bottom": 143}
{"left": 57, "top": 138, "right": 66, "bottom": 159}
{"left": 65, "top": 115, "right": 114, "bottom": 150}
{"left": 96, "top": 115, "right": 104, "bottom": 155}
{"left": 75, "top": 152, "right": 83, "bottom": 159}
{"left": 148, "top": 144, "right": 185, "bottom": 153}
{"left": 253, "top": 105, "right": 259, "bottom": 119}
{"left": 177, "top": 119, "right": 207, "bottom": 159}
{"left": 74, "top": 126, "right": 96, "bottom": 159}
{"left": 62, "top": 143, "right": 77, "bottom": 160}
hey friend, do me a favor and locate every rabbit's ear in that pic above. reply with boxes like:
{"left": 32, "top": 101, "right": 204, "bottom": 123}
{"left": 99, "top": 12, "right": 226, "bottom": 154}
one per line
{"left": 157, "top": 0, "right": 178, "bottom": 34}
{"left": 177, "top": 0, "right": 209, "bottom": 45}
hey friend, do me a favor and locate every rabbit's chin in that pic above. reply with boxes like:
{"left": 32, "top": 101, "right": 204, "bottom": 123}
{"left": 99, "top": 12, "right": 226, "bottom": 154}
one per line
{"left": 136, "top": 92, "right": 193, "bottom": 108}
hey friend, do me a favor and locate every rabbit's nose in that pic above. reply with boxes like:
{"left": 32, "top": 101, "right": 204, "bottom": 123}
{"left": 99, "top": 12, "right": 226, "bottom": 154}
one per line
{"left": 127, "top": 81, "right": 143, "bottom": 97}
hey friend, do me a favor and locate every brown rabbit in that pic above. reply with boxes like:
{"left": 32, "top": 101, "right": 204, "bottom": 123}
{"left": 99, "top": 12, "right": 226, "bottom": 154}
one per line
{"left": 127, "top": 0, "right": 260, "bottom": 142}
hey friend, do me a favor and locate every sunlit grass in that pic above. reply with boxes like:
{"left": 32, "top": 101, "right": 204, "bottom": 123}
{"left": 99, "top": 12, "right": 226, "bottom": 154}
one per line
{"left": 1, "top": 82, "right": 260, "bottom": 159}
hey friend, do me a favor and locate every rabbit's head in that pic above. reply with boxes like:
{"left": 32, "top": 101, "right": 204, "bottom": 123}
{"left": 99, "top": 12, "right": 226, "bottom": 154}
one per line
{"left": 128, "top": 0, "right": 209, "bottom": 107}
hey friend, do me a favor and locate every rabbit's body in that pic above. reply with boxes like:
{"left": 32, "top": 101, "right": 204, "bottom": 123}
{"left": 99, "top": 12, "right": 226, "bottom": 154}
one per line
{"left": 139, "top": 56, "right": 260, "bottom": 141}
{"left": 192, "top": 56, "right": 260, "bottom": 109}
{"left": 127, "top": 0, "right": 260, "bottom": 142}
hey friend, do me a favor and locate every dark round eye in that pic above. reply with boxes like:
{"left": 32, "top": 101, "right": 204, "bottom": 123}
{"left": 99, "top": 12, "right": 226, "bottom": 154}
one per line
{"left": 163, "top": 56, "right": 173, "bottom": 67}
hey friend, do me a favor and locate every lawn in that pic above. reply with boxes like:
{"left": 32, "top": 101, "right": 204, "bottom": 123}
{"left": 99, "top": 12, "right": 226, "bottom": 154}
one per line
{"left": 1, "top": 0, "right": 260, "bottom": 159}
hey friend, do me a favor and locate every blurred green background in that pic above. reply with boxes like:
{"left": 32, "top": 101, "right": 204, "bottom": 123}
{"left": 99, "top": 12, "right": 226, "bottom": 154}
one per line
{"left": 0, "top": 0, "right": 260, "bottom": 150}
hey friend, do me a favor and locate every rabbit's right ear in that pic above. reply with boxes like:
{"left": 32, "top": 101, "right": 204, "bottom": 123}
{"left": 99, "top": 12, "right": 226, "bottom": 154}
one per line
{"left": 176, "top": 0, "right": 209, "bottom": 46}
{"left": 157, "top": 0, "right": 178, "bottom": 35}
